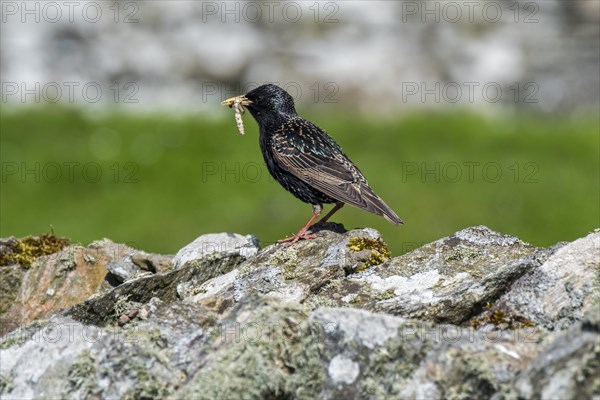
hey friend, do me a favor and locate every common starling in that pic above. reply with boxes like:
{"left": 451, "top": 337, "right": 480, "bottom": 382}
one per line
{"left": 222, "top": 84, "right": 403, "bottom": 244}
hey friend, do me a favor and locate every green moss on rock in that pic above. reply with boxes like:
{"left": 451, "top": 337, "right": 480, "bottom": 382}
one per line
{"left": 347, "top": 237, "right": 392, "bottom": 270}
{"left": 0, "top": 374, "right": 14, "bottom": 393}
{"left": 305, "top": 295, "right": 342, "bottom": 310}
{"left": 469, "top": 303, "right": 534, "bottom": 330}
{"left": 0, "top": 234, "right": 69, "bottom": 268}
{"left": 359, "top": 329, "right": 430, "bottom": 398}
{"left": 438, "top": 349, "right": 500, "bottom": 400}
{"left": 377, "top": 289, "right": 396, "bottom": 301}
{"left": 67, "top": 351, "right": 98, "bottom": 396}
{"left": 176, "top": 299, "right": 326, "bottom": 400}
{"left": 445, "top": 245, "right": 483, "bottom": 262}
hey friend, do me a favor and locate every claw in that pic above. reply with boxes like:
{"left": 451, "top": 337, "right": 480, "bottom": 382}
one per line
{"left": 277, "top": 232, "right": 317, "bottom": 245}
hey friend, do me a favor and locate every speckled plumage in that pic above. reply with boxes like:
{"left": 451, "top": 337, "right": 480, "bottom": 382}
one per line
{"left": 242, "top": 84, "right": 403, "bottom": 227}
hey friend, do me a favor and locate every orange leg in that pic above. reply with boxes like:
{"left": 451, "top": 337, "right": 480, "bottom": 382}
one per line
{"left": 278, "top": 204, "right": 322, "bottom": 245}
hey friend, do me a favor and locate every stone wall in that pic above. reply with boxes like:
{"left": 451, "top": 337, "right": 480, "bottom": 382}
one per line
{"left": 2, "top": 1, "right": 598, "bottom": 114}
{"left": 1, "top": 225, "right": 598, "bottom": 398}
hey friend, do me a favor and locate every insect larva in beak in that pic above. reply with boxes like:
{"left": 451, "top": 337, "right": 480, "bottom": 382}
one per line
{"left": 233, "top": 98, "right": 245, "bottom": 136}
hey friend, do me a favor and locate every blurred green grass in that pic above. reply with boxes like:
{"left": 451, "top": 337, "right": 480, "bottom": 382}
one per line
{"left": 1, "top": 106, "right": 598, "bottom": 256}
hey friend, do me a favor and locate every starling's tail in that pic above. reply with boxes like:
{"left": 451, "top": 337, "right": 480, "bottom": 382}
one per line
{"left": 360, "top": 188, "right": 404, "bottom": 225}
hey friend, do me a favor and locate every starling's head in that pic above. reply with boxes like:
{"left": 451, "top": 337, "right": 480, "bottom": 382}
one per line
{"left": 222, "top": 84, "right": 297, "bottom": 127}
{"left": 244, "top": 84, "right": 296, "bottom": 115}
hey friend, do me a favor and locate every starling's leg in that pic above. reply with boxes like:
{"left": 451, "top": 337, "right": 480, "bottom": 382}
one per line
{"left": 277, "top": 204, "right": 322, "bottom": 245}
{"left": 317, "top": 202, "right": 344, "bottom": 224}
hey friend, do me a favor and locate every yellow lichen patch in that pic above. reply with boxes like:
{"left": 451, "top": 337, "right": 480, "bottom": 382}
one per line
{"left": 347, "top": 236, "right": 392, "bottom": 270}
{"left": 0, "top": 234, "right": 69, "bottom": 268}
{"left": 469, "top": 303, "right": 534, "bottom": 329}
{"left": 113, "top": 294, "right": 133, "bottom": 317}
{"left": 377, "top": 289, "right": 396, "bottom": 301}
{"left": 446, "top": 245, "right": 483, "bottom": 262}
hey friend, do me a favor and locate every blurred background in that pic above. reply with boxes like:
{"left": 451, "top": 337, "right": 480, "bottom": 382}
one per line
{"left": 1, "top": 0, "right": 599, "bottom": 256}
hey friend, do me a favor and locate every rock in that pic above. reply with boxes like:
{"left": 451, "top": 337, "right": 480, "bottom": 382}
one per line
{"left": 509, "top": 304, "right": 600, "bottom": 399}
{"left": 106, "top": 250, "right": 173, "bottom": 283}
{"left": 130, "top": 252, "right": 173, "bottom": 274}
{"left": 0, "top": 265, "right": 25, "bottom": 333}
{"left": 1, "top": 226, "right": 599, "bottom": 399}
{"left": 65, "top": 241, "right": 243, "bottom": 326}
{"left": 0, "top": 234, "right": 69, "bottom": 268}
{"left": 3, "top": 296, "right": 595, "bottom": 400}
{"left": 172, "top": 233, "right": 260, "bottom": 270}
{"left": 1, "top": 318, "right": 101, "bottom": 399}
{"left": 182, "top": 226, "right": 390, "bottom": 314}
{"left": 315, "top": 226, "right": 542, "bottom": 324}
{"left": 494, "top": 230, "right": 600, "bottom": 330}
{"left": 0, "top": 239, "right": 128, "bottom": 336}
{"left": 106, "top": 259, "right": 142, "bottom": 283}
{"left": 307, "top": 306, "right": 538, "bottom": 399}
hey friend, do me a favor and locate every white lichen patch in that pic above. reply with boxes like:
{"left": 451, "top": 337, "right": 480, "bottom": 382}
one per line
{"left": 172, "top": 233, "right": 259, "bottom": 270}
{"left": 455, "top": 225, "right": 523, "bottom": 246}
{"left": 311, "top": 308, "right": 403, "bottom": 349}
{"left": 328, "top": 354, "right": 360, "bottom": 385}
{"left": 341, "top": 293, "right": 358, "bottom": 303}
{"left": 364, "top": 269, "right": 441, "bottom": 302}
{"left": 187, "top": 269, "right": 239, "bottom": 303}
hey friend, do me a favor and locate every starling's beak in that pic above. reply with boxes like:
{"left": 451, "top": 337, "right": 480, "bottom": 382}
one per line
{"left": 221, "top": 95, "right": 252, "bottom": 108}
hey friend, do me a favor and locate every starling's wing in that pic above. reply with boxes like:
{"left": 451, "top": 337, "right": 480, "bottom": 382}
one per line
{"left": 271, "top": 123, "right": 403, "bottom": 225}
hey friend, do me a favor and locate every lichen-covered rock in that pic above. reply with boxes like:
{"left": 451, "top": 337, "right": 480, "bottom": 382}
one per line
{"left": 3, "top": 296, "right": 596, "bottom": 400}
{"left": 493, "top": 230, "right": 600, "bottom": 330}
{"left": 307, "top": 307, "right": 540, "bottom": 399}
{"left": 508, "top": 304, "right": 600, "bottom": 399}
{"left": 1, "top": 312, "right": 188, "bottom": 399}
{"left": 312, "top": 226, "right": 542, "bottom": 324}
{"left": 0, "top": 234, "right": 69, "bottom": 268}
{"left": 183, "top": 225, "right": 391, "bottom": 314}
{"left": 0, "top": 265, "right": 24, "bottom": 331}
{"left": 172, "top": 233, "right": 260, "bottom": 270}
{"left": 1, "top": 226, "right": 599, "bottom": 399}
{"left": 64, "top": 249, "right": 236, "bottom": 327}
{"left": 0, "top": 239, "right": 124, "bottom": 336}
{"left": 105, "top": 248, "right": 173, "bottom": 283}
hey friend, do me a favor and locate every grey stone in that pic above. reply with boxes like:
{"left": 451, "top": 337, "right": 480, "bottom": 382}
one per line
{"left": 0, "top": 239, "right": 147, "bottom": 336}
{"left": 509, "top": 304, "right": 600, "bottom": 399}
{"left": 317, "top": 225, "right": 541, "bottom": 324}
{"left": 182, "top": 226, "right": 390, "bottom": 314}
{"left": 1, "top": 226, "right": 599, "bottom": 400}
{"left": 496, "top": 230, "right": 600, "bottom": 330}
{"left": 106, "top": 258, "right": 142, "bottom": 282}
{"left": 2, "top": 3, "right": 598, "bottom": 113}
{"left": 172, "top": 233, "right": 260, "bottom": 270}
{"left": 105, "top": 250, "right": 173, "bottom": 283}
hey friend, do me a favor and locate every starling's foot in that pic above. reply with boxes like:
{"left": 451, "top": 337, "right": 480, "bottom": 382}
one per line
{"left": 277, "top": 232, "right": 317, "bottom": 245}
{"left": 278, "top": 208, "right": 322, "bottom": 245}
